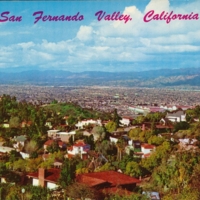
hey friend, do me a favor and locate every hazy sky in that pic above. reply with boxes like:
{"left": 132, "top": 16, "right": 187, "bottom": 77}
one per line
{"left": 0, "top": 0, "right": 200, "bottom": 72}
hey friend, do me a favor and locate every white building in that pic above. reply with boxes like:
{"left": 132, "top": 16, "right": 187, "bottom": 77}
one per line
{"left": 166, "top": 111, "right": 186, "bottom": 122}
{"left": 120, "top": 117, "right": 132, "bottom": 126}
{"left": 75, "top": 119, "right": 102, "bottom": 129}
{"left": 141, "top": 143, "right": 156, "bottom": 158}
{"left": 67, "top": 140, "right": 90, "bottom": 159}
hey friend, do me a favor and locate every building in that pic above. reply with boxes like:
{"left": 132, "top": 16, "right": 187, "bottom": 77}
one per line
{"left": 44, "top": 140, "right": 67, "bottom": 151}
{"left": 141, "top": 143, "right": 156, "bottom": 158}
{"left": 76, "top": 170, "right": 140, "bottom": 196}
{"left": 120, "top": 117, "right": 133, "bottom": 126}
{"left": 75, "top": 119, "right": 102, "bottom": 129}
{"left": 48, "top": 130, "right": 76, "bottom": 143}
{"left": 27, "top": 168, "right": 60, "bottom": 189}
{"left": 67, "top": 140, "right": 90, "bottom": 159}
{"left": 166, "top": 110, "right": 186, "bottom": 122}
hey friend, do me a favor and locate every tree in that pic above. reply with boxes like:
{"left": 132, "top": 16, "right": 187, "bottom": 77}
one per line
{"left": 125, "top": 161, "right": 142, "bottom": 178}
{"left": 12, "top": 159, "right": 27, "bottom": 171}
{"left": 190, "top": 163, "right": 200, "bottom": 189}
{"left": 24, "top": 140, "right": 39, "bottom": 155}
{"left": 112, "top": 109, "right": 122, "bottom": 128}
{"left": 66, "top": 182, "right": 97, "bottom": 200}
{"left": 146, "top": 112, "right": 166, "bottom": 122}
{"left": 58, "top": 159, "right": 75, "bottom": 188}
{"left": 173, "top": 121, "right": 190, "bottom": 133}
{"left": 92, "top": 125, "right": 107, "bottom": 141}
{"left": 67, "top": 115, "right": 77, "bottom": 127}
{"left": 9, "top": 150, "right": 22, "bottom": 163}
{"left": 47, "top": 140, "right": 60, "bottom": 153}
{"left": 95, "top": 140, "right": 111, "bottom": 156}
{"left": 148, "top": 135, "right": 165, "bottom": 146}
{"left": 105, "top": 121, "right": 117, "bottom": 133}
{"left": 133, "top": 115, "right": 146, "bottom": 124}
{"left": 9, "top": 116, "right": 20, "bottom": 128}
{"left": 128, "top": 128, "right": 142, "bottom": 140}
{"left": 141, "top": 141, "right": 171, "bottom": 173}
{"left": 116, "top": 139, "right": 125, "bottom": 161}
{"left": 95, "top": 162, "right": 115, "bottom": 172}
{"left": 59, "top": 158, "right": 77, "bottom": 200}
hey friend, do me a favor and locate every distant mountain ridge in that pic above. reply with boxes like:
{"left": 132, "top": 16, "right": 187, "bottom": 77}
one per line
{"left": 0, "top": 67, "right": 200, "bottom": 87}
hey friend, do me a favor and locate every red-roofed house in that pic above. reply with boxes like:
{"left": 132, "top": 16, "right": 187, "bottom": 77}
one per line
{"left": 141, "top": 143, "right": 156, "bottom": 158}
{"left": 76, "top": 171, "right": 140, "bottom": 195}
{"left": 67, "top": 140, "right": 90, "bottom": 159}
{"left": 27, "top": 168, "right": 60, "bottom": 189}
{"left": 21, "top": 121, "right": 32, "bottom": 128}
{"left": 120, "top": 117, "right": 133, "bottom": 126}
{"left": 44, "top": 140, "right": 66, "bottom": 151}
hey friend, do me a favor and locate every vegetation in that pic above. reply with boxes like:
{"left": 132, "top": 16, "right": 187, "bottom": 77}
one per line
{"left": 1, "top": 95, "right": 200, "bottom": 199}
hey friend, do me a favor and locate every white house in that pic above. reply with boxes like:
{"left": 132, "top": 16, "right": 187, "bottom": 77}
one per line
{"left": 75, "top": 119, "right": 102, "bottom": 129}
{"left": 47, "top": 130, "right": 76, "bottom": 143}
{"left": 67, "top": 140, "right": 90, "bottom": 159}
{"left": 109, "top": 136, "right": 119, "bottom": 144}
{"left": 47, "top": 130, "right": 60, "bottom": 138}
{"left": 141, "top": 143, "right": 156, "bottom": 158}
{"left": 160, "top": 105, "right": 178, "bottom": 112}
{"left": 13, "top": 135, "right": 27, "bottom": 150}
{"left": 0, "top": 146, "right": 14, "bottom": 153}
{"left": 120, "top": 117, "right": 132, "bottom": 126}
{"left": 166, "top": 110, "right": 186, "bottom": 122}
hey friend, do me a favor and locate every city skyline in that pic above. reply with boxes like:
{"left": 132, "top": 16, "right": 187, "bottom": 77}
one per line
{"left": 0, "top": 0, "right": 200, "bottom": 72}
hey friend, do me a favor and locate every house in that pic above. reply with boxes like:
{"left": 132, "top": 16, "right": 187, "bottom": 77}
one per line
{"left": 75, "top": 119, "right": 102, "bottom": 129}
{"left": 109, "top": 131, "right": 128, "bottom": 144}
{"left": 27, "top": 168, "right": 60, "bottom": 189}
{"left": 67, "top": 140, "right": 90, "bottom": 159}
{"left": 0, "top": 146, "right": 15, "bottom": 154}
{"left": 166, "top": 110, "right": 186, "bottom": 122}
{"left": 47, "top": 130, "right": 60, "bottom": 138}
{"left": 44, "top": 140, "right": 67, "bottom": 151}
{"left": 128, "top": 140, "right": 141, "bottom": 149}
{"left": 48, "top": 130, "right": 76, "bottom": 143}
{"left": 13, "top": 135, "right": 27, "bottom": 150}
{"left": 120, "top": 117, "right": 133, "bottom": 126}
{"left": 160, "top": 105, "right": 178, "bottom": 112}
{"left": 178, "top": 138, "right": 198, "bottom": 151}
{"left": 76, "top": 171, "right": 140, "bottom": 196}
{"left": 21, "top": 121, "right": 32, "bottom": 128}
{"left": 56, "top": 131, "right": 76, "bottom": 143}
{"left": 142, "top": 191, "right": 160, "bottom": 200}
{"left": 45, "top": 121, "right": 53, "bottom": 129}
{"left": 20, "top": 151, "right": 30, "bottom": 159}
{"left": 1, "top": 123, "right": 9, "bottom": 128}
{"left": 141, "top": 143, "right": 156, "bottom": 158}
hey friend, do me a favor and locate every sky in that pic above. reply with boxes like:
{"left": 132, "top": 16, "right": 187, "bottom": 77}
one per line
{"left": 0, "top": 0, "right": 200, "bottom": 72}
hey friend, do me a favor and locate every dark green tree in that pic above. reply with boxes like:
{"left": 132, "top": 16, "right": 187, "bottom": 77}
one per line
{"left": 112, "top": 109, "right": 122, "bottom": 128}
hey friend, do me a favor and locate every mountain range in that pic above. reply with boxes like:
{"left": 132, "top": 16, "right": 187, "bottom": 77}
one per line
{"left": 0, "top": 67, "right": 200, "bottom": 87}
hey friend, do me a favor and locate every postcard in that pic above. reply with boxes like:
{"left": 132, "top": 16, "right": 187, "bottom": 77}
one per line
{"left": 0, "top": 0, "right": 200, "bottom": 199}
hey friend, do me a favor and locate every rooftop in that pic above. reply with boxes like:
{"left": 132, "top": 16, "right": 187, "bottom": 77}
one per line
{"left": 77, "top": 170, "right": 140, "bottom": 187}
{"left": 27, "top": 168, "right": 61, "bottom": 183}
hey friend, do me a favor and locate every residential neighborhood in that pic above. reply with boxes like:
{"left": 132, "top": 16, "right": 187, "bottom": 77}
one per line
{"left": 0, "top": 93, "right": 200, "bottom": 199}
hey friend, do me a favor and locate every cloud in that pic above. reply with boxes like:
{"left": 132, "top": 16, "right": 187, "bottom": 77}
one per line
{"left": 0, "top": 0, "right": 199, "bottom": 71}
{"left": 76, "top": 25, "right": 93, "bottom": 41}
{"left": 18, "top": 42, "right": 35, "bottom": 49}
{"left": 144, "top": 0, "right": 170, "bottom": 13}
